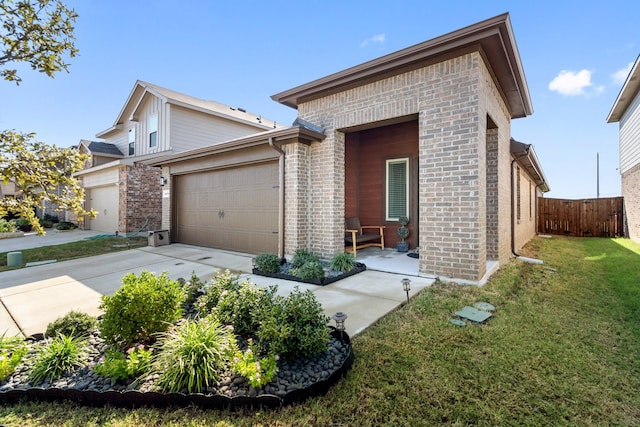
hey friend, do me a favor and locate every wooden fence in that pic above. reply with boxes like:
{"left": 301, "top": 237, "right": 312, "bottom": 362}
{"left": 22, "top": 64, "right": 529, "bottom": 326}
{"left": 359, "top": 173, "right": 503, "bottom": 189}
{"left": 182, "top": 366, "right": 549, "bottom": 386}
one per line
{"left": 538, "top": 197, "right": 624, "bottom": 237}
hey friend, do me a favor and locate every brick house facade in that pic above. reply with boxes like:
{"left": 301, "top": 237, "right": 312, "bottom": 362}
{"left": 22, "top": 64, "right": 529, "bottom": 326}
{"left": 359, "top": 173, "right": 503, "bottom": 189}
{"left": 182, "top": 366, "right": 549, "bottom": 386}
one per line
{"left": 152, "top": 13, "right": 549, "bottom": 284}
{"left": 272, "top": 14, "right": 547, "bottom": 283}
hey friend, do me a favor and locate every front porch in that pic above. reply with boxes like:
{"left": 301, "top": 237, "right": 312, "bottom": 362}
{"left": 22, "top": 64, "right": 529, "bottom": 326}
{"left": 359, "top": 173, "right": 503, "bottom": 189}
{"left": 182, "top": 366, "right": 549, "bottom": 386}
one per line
{"left": 354, "top": 246, "right": 500, "bottom": 285}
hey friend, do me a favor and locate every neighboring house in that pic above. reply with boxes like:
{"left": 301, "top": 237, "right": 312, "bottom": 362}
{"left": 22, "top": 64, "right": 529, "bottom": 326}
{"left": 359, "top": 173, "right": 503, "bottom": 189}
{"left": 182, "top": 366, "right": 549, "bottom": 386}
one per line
{"left": 607, "top": 54, "right": 640, "bottom": 242}
{"left": 75, "top": 80, "right": 283, "bottom": 234}
{"left": 149, "top": 13, "right": 550, "bottom": 284}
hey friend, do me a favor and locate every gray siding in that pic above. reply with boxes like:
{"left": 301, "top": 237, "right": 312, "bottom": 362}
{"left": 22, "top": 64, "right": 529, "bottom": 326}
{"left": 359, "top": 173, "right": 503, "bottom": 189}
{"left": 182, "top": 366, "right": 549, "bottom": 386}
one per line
{"left": 169, "top": 105, "right": 267, "bottom": 151}
{"left": 620, "top": 91, "right": 640, "bottom": 173}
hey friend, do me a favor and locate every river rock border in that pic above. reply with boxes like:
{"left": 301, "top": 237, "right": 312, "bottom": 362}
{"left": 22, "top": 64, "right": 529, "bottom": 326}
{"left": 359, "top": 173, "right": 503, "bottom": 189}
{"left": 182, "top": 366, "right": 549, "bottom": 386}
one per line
{"left": 0, "top": 329, "right": 354, "bottom": 410}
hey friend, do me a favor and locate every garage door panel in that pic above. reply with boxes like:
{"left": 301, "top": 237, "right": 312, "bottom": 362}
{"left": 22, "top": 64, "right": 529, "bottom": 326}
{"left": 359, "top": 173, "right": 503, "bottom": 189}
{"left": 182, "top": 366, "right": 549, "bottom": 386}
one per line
{"left": 87, "top": 186, "right": 119, "bottom": 232}
{"left": 175, "top": 162, "right": 278, "bottom": 254}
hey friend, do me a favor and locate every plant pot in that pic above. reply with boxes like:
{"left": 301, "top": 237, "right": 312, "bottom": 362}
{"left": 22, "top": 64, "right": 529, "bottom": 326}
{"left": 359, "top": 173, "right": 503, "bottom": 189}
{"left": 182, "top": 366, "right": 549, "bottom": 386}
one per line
{"left": 396, "top": 242, "right": 409, "bottom": 252}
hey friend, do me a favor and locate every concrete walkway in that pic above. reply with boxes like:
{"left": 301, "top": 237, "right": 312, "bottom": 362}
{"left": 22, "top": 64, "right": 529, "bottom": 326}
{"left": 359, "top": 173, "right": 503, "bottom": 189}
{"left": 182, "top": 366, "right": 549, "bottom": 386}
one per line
{"left": 0, "top": 242, "right": 433, "bottom": 339}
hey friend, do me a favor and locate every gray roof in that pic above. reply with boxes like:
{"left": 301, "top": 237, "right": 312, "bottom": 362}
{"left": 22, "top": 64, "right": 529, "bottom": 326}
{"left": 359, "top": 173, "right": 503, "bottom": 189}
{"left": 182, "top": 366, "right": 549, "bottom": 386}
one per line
{"left": 85, "top": 141, "right": 124, "bottom": 157}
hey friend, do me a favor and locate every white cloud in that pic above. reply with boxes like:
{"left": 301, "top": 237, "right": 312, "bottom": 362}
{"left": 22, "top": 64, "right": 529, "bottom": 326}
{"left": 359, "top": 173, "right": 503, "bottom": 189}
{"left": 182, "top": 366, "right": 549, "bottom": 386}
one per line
{"left": 548, "top": 69, "right": 593, "bottom": 96}
{"left": 612, "top": 62, "right": 634, "bottom": 85}
{"left": 360, "top": 33, "right": 385, "bottom": 48}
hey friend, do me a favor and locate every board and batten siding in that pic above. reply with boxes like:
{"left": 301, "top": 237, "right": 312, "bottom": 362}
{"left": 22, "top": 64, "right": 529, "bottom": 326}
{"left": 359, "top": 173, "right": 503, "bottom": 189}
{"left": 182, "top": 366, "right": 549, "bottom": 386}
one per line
{"left": 619, "top": 91, "right": 640, "bottom": 173}
{"left": 169, "top": 105, "right": 267, "bottom": 152}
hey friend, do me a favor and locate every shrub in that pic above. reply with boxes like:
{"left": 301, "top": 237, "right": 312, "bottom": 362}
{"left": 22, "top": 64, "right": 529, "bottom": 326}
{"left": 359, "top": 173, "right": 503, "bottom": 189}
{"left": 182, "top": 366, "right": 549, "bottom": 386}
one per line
{"left": 0, "top": 333, "right": 28, "bottom": 381}
{"left": 55, "top": 221, "right": 77, "bottom": 230}
{"left": 43, "top": 213, "right": 60, "bottom": 223}
{"left": 213, "top": 281, "right": 277, "bottom": 337}
{"left": 40, "top": 219, "right": 54, "bottom": 228}
{"left": 0, "top": 218, "right": 18, "bottom": 233}
{"left": 180, "top": 271, "right": 204, "bottom": 308}
{"left": 93, "top": 345, "right": 152, "bottom": 381}
{"left": 329, "top": 252, "right": 356, "bottom": 272}
{"left": 291, "top": 248, "right": 319, "bottom": 268}
{"left": 152, "top": 316, "right": 236, "bottom": 393}
{"left": 231, "top": 338, "right": 279, "bottom": 388}
{"left": 195, "top": 270, "right": 243, "bottom": 317}
{"left": 254, "top": 253, "right": 281, "bottom": 274}
{"left": 28, "top": 335, "right": 87, "bottom": 384}
{"left": 14, "top": 218, "right": 31, "bottom": 232}
{"left": 296, "top": 260, "right": 325, "bottom": 281}
{"left": 258, "top": 286, "right": 330, "bottom": 359}
{"left": 45, "top": 310, "right": 97, "bottom": 339}
{"left": 99, "top": 271, "right": 186, "bottom": 347}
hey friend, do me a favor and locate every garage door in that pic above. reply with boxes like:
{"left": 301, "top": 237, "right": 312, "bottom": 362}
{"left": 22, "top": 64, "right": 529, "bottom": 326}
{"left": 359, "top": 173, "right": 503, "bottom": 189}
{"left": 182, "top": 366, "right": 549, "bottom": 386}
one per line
{"left": 174, "top": 162, "right": 279, "bottom": 254}
{"left": 87, "top": 186, "right": 119, "bottom": 232}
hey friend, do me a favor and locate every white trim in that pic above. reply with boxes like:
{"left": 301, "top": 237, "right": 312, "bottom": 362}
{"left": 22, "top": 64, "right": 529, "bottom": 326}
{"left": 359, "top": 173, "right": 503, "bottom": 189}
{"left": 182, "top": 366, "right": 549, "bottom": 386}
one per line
{"left": 385, "top": 158, "right": 409, "bottom": 221}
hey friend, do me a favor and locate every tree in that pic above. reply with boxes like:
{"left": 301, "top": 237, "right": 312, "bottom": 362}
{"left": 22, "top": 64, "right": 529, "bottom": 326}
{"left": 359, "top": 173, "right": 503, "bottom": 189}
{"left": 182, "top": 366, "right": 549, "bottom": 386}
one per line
{"left": 1, "top": 0, "right": 78, "bottom": 84}
{"left": 0, "top": 0, "right": 92, "bottom": 234}
{"left": 0, "top": 131, "right": 94, "bottom": 234}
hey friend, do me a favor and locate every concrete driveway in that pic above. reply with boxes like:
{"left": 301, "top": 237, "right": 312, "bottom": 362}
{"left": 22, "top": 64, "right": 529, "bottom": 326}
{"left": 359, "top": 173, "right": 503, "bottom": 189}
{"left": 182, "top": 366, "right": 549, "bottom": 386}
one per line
{"left": 0, "top": 239, "right": 433, "bottom": 339}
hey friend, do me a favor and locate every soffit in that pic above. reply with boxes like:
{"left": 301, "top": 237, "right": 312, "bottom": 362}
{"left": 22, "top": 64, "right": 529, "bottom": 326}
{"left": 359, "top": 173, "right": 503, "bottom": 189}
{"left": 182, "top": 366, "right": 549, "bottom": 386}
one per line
{"left": 607, "top": 54, "right": 640, "bottom": 123}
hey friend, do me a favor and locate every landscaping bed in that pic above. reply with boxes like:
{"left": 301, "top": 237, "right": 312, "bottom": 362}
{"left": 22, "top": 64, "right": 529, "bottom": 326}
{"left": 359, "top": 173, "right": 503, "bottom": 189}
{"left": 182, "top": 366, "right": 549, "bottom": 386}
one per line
{"left": 0, "top": 270, "right": 355, "bottom": 409}
{"left": 0, "top": 329, "right": 353, "bottom": 409}
{"left": 252, "top": 261, "right": 366, "bottom": 286}
{"left": 252, "top": 250, "right": 366, "bottom": 286}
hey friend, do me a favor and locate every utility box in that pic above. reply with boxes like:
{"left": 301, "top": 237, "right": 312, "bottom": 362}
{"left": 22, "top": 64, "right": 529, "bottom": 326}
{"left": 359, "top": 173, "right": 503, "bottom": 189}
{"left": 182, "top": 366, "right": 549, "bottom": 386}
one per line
{"left": 148, "top": 230, "right": 169, "bottom": 247}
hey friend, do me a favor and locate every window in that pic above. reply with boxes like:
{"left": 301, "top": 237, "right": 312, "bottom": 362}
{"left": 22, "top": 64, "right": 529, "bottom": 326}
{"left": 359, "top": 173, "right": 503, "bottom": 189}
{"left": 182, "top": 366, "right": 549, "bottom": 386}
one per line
{"left": 386, "top": 158, "right": 409, "bottom": 221}
{"left": 128, "top": 128, "right": 135, "bottom": 156}
{"left": 148, "top": 114, "right": 158, "bottom": 148}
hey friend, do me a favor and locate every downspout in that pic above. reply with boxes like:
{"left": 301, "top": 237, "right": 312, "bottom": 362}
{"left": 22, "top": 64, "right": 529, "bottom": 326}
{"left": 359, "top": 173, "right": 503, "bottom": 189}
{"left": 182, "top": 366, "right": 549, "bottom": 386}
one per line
{"left": 511, "top": 149, "right": 543, "bottom": 264}
{"left": 269, "top": 137, "right": 285, "bottom": 258}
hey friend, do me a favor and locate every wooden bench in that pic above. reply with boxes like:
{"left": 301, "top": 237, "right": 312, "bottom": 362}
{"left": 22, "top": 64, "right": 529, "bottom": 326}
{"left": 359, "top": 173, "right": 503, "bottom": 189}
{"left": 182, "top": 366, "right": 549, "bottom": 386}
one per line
{"left": 345, "top": 217, "right": 385, "bottom": 255}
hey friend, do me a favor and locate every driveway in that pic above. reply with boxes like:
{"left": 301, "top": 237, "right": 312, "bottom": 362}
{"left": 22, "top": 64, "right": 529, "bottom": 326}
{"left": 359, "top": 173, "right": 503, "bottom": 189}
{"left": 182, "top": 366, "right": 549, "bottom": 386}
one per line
{"left": 0, "top": 240, "right": 433, "bottom": 339}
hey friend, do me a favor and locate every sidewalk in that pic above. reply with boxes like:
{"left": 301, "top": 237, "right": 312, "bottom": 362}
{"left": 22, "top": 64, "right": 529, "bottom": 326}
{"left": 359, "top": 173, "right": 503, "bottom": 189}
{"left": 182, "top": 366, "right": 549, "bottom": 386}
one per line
{"left": 0, "top": 229, "right": 108, "bottom": 252}
{"left": 0, "top": 243, "right": 433, "bottom": 338}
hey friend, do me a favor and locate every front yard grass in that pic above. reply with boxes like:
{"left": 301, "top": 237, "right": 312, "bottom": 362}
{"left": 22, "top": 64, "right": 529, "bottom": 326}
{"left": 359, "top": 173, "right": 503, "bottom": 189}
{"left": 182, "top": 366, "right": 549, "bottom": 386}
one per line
{"left": 1, "top": 236, "right": 639, "bottom": 426}
{"left": 0, "top": 237, "right": 147, "bottom": 272}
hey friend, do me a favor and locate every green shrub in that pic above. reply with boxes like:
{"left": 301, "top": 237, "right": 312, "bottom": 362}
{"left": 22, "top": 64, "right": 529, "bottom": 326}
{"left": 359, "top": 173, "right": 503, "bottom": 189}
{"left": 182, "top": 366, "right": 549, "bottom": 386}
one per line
{"left": 230, "top": 338, "right": 278, "bottom": 388}
{"left": 55, "top": 221, "right": 77, "bottom": 230}
{"left": 93, "top": 345, "right": 152, "bottom": 381}
{"left": 296, "top": 260, "right": 325, "bottom": 281}
{"left": 28, "top": 335, "right": 87, "bottom": 384}
{"left": 14, "top": 218, "right": 31, "bottom": 232}
{"left": 43, "top": 213, "right": 60, "bottom": 223}
{"left": 291, "top": 248, "right": 319, "bottom": 268}
{"left": 0, "top": 218, "right": 18, "bottom": 233}
{"left": 152, "top": 316, "right": 236, "bottom": 393}
{"left": 45, "top": 310, "right": 97, "bottom": 339}
{"left": 41, "top": 219, "right": 54, "bottom": 229}
{"left": 254, "top": 253, "right": 281, "bottom": 274}
{"left": 195, "top": 270, "right": 242, "bottom": 317}
{"left": 0, "top": 333, "right": 28, "bottom": 381}
{"left": 99, "top": 271, "right": 186, "bottom": 347}
{"left": 213, "top": 281, "right": 277, "bottom": 337}
{"left": 180, "top": 271, "right": 204, "bottom": 307}
{"left": 258, "top": 286, "right": 330, "bottom": 359}
{"left": 329, "top": 252, "right": 356, "bottom": 272}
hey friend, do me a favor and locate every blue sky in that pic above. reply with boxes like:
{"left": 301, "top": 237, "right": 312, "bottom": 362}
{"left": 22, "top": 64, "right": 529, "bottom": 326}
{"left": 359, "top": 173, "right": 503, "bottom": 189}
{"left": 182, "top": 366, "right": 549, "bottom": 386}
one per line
{"left": 1, "top": 0, "right": 638, "bottom": 199}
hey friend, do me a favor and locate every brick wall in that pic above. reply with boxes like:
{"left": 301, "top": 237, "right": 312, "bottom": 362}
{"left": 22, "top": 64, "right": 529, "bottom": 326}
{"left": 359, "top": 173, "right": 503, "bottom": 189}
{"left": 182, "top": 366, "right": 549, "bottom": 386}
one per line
{"left": 293, "top": 51, "right": 513, "bottom": 282}
{"left": 284, "top": 142, "right": 311, "bottom": 254}
{"left": 622, "top": 163, "right": 640, "bottom": 242}
{"left": 120, "top": 164, "right": 162, "bottom": 233}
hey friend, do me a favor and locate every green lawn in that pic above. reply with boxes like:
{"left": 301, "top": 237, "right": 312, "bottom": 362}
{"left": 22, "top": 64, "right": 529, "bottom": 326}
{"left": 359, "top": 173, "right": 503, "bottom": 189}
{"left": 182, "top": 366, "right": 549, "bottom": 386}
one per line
{"left": 1, "top": 236, "right": 639, "bottom": 426}
{"left": 0, "top": 236, "right": 147, "bottom": 272}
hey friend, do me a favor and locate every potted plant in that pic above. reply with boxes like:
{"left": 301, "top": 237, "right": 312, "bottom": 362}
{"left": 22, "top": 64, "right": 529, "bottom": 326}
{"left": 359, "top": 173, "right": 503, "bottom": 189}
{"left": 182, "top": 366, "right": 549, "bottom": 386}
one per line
{"left": 396, "top": 216, "right": 410, "bottom": 252}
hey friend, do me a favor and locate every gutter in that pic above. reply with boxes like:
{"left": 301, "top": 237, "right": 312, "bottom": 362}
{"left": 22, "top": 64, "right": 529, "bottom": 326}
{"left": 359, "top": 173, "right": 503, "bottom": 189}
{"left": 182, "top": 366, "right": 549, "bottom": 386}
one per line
{"left": 269, "top": 137, "right": 285, "bottom": 258}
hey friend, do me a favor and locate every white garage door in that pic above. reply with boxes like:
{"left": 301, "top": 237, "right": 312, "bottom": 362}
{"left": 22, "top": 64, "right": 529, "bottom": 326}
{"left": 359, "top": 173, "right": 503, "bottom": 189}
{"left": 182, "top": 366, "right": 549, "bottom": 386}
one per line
{"left": 174, "top": 162, "right": 279, "bottom": 254}
{"left": 87, "top": 186, "right": 119, "bottom": 233}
